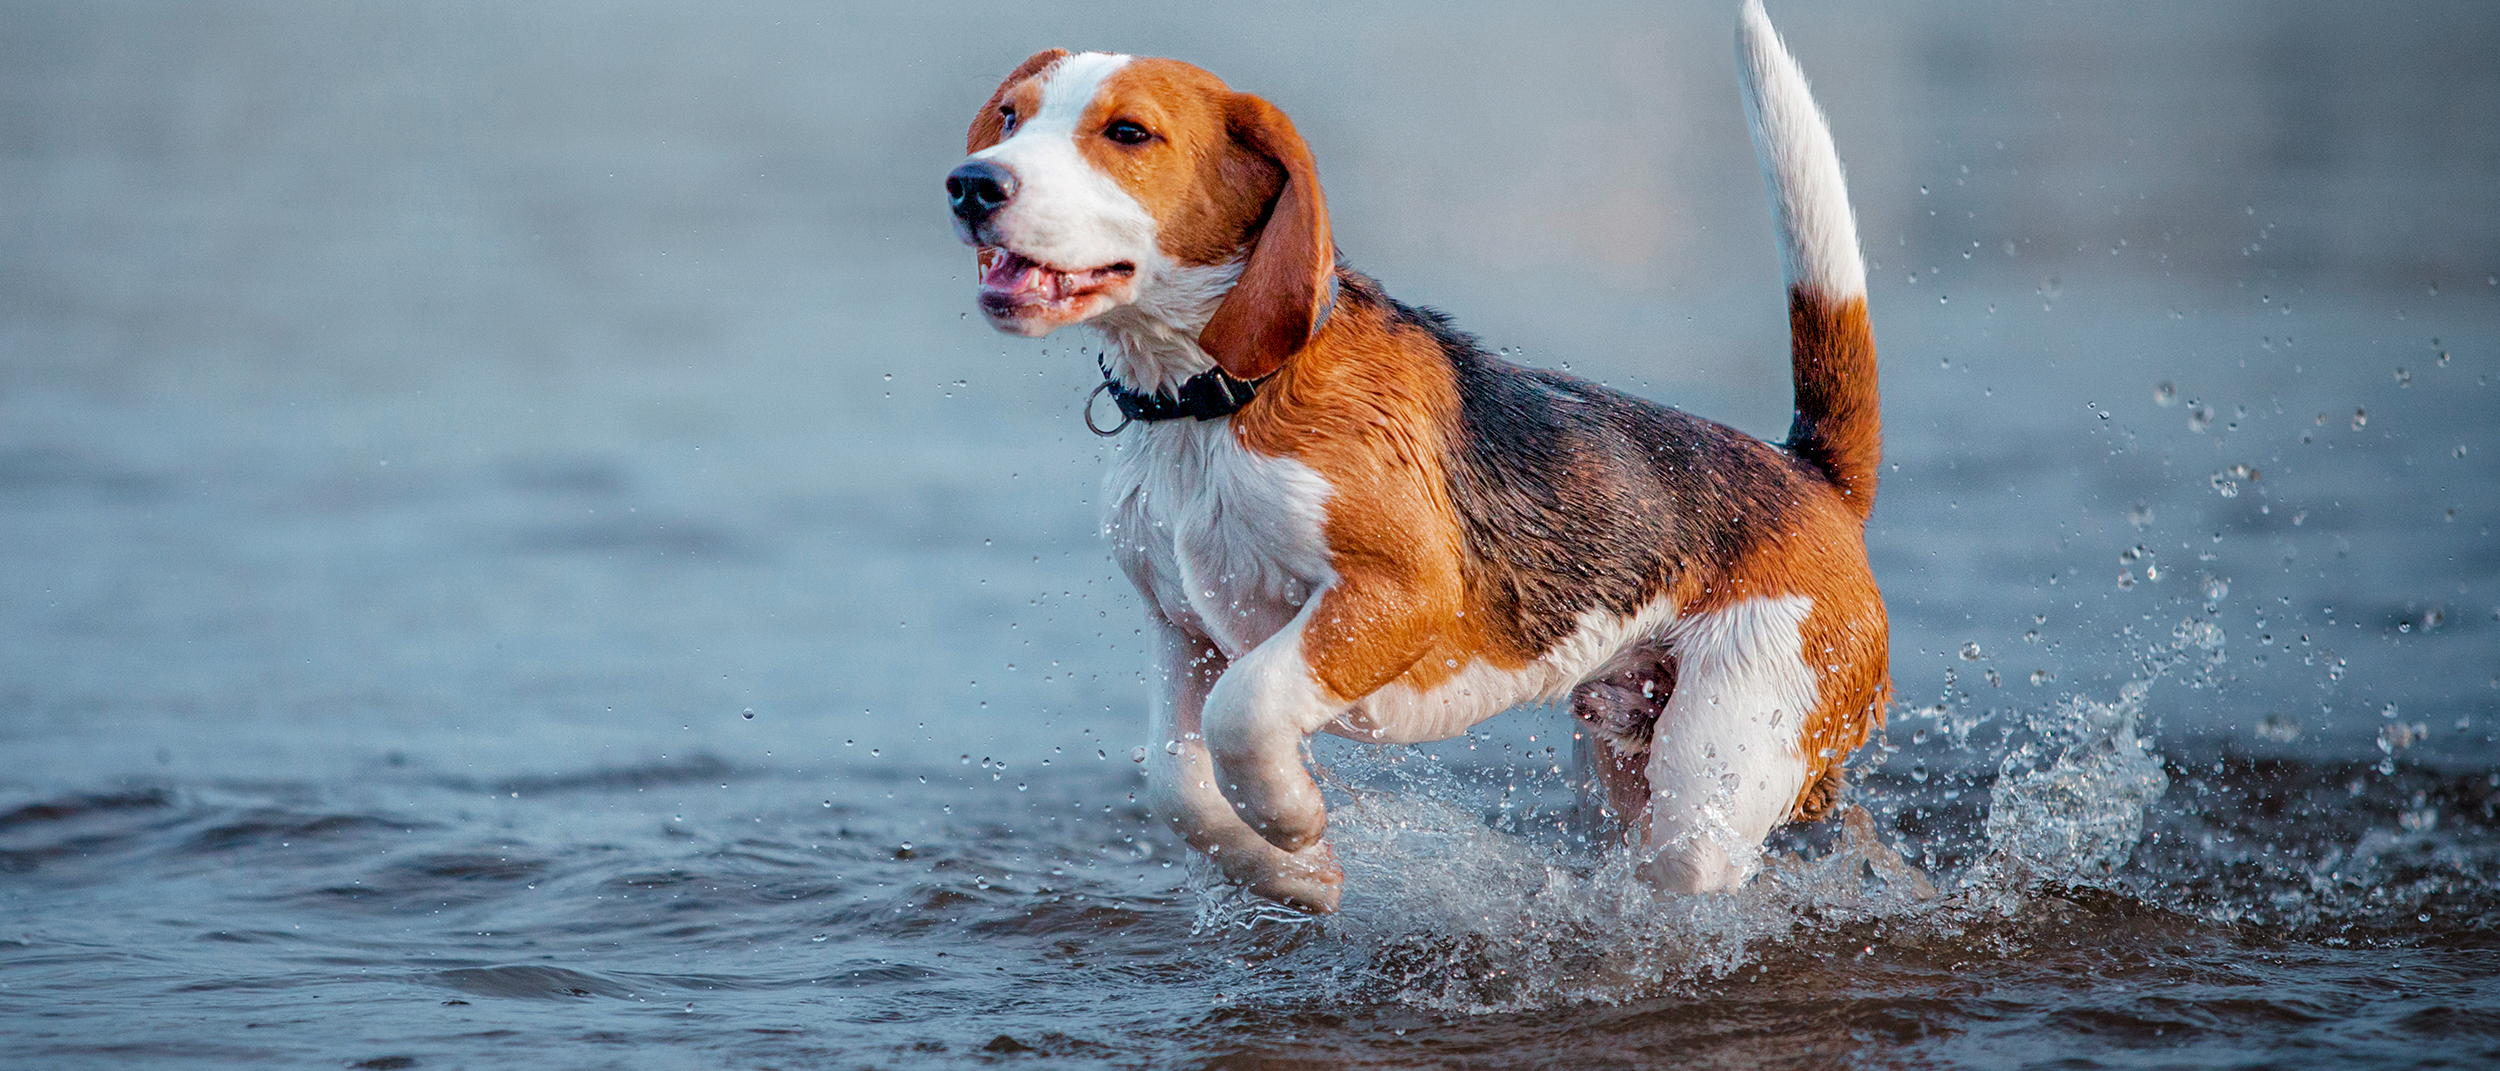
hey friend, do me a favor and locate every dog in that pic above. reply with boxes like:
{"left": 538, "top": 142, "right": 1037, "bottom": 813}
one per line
{"left": 945, "top": 0, "right": 1886, "bottom": 913}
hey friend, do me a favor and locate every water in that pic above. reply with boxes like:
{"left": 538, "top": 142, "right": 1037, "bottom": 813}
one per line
{"left": 4, "top": 1, "right": 2498, "bottom": 1067}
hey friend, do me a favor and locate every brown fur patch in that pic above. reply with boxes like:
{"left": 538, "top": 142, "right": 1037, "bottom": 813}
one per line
{"left": 1065, "top": 61, "right": 1333, "bottom": 379}
{"left": 1786, "top": 291, "right": 1880, "bottom": 518}
{"left": 1228, "top": 290, "right": 1510, "bottom": 703}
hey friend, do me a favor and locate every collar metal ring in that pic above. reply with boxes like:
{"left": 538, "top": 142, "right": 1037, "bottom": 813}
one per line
{"left": 1083, "top": 381, "right": 1132, "bottom": 437}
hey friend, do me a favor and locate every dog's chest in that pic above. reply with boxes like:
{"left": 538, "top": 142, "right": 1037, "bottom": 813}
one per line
{"left": 1103, "top": 419, "right": 1336, "bottom": 657}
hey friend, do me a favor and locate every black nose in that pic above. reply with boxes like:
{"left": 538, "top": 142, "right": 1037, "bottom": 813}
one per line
{"left": 946, "top": 160, "right": 1017, "bottom": 225}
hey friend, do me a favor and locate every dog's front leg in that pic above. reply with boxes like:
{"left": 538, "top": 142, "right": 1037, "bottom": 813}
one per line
{"left": 1203, "top": 576, "right": 1444, "bottom": 855}
{"left": 1144, "top": 619, "right": 1343, "bottom": 912}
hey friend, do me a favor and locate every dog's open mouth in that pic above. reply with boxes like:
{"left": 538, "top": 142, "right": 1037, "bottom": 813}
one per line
{"left": 977, "top": 246, "right": 1137, "bottom": 320}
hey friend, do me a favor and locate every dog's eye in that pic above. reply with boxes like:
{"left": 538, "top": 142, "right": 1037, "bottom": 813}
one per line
{"left": 999, "top": 107, "right": 1018, "bottom": 134}
{"left": 1103, "top": 120, "right": 1154, "bottom": 146}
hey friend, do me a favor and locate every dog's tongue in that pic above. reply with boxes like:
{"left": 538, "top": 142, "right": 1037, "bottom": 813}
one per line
{"left": 980, "top": 249, "right": 1055, "bottom": 302}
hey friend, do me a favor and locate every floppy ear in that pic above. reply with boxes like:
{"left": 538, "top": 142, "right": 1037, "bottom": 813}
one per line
{"left": 1198, "top": 93, "right": 1335, "bottom": 380}
{"left": 966, "top": 49, "right": 1070, "bottom": 153}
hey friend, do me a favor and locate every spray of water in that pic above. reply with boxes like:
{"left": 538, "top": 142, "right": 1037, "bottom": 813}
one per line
{"left": 1183, "top": 619, "right": 2226, "bottom": 1011}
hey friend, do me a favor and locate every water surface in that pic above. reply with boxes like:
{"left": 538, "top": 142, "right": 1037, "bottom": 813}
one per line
{"left": 3, "top": 1, "right": 2496, "bottom": 1067}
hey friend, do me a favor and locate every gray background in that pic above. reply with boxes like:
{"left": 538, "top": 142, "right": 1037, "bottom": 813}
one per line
{"left": 3, "top": 0, "right": 2495, "bottom": 791}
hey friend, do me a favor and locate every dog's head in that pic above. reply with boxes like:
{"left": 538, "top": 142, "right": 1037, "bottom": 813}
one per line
{"left": 946, "top": 51, "right": 1333, "bottom": 381}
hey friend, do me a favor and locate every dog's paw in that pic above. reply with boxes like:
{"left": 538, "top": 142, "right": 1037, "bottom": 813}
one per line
{"left": 1229, "top": 776, "right": 1327, "bottom": 853}
{"left": 1249, "top": 840, "right": 1343, "bottom": 914}
{"left": 1633, "top": 841, "right": 1748, "bottom": 895}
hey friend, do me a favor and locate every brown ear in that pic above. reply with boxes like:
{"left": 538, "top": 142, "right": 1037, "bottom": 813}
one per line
{"left": 1199, "top": 93, "right": 1334, "bottom": 380}
{"left": 966, "top": 49, "right": 1070, "bottom": 153}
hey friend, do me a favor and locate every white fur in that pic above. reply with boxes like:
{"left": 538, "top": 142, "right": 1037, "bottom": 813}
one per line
{"left": 1737, "top": 0, "right": 1866, "bottom": 299}
{"left": 1199, "top": 597, "right": 1346, "bottom": 843}
{"left": 1093, "top": 260, "right": 1239, "bottom": 394}
{"left": 1343, "top": 657, "right": 1543, "bottom": 744}
{"left": 1141, "top": 620, "right": 1341, "bottom": 907}
{"left": 1103, "top": 420, "right": 1345, "bottom": 848}
{"left": 1104, "top": 418, "right": 1336, "bottom": 662}
{"left": 1640, "top": 594, "right": 1820, "bottom": 892}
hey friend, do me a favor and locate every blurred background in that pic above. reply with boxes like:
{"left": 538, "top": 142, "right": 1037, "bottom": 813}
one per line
{"left": 3, "top": 0, "right": 2495, "bottom": 789}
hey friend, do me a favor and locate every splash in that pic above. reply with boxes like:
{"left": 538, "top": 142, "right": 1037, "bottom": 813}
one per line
{"left": 1976, "top": 679, "right": 2170, "bottom": 884}
{"left": 1185, "top": 622, "right": 2224, "bottom": 1011}
{"left": 1194, "top": 749, "right": 1941, "bottom": 1012}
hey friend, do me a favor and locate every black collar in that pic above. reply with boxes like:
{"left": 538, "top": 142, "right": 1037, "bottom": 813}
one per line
{"left": 1084, "top": 275, "right": 1337, "bottom": 434}
{"left": 1088, "top": 356, "right": 1271, "bottom": 433}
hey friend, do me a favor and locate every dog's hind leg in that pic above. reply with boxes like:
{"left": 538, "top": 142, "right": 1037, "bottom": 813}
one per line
{"left": 1635, "top": 595, "right": 1821, "bottom": 894}
{"left": 1142, "top": 620, "right": 1343, "bottom": 912}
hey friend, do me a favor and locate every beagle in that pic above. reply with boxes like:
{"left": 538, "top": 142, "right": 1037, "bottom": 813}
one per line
{"left": 945, "top": 0, "right": 1886, "bottom": 913}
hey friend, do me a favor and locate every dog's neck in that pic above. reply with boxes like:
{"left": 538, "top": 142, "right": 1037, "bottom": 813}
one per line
{"left": 1089, "top": 258, "right": 1243, "bottom": 395}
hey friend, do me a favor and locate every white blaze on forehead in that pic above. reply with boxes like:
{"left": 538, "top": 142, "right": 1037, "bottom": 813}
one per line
{"left": 967, "top": 51, "right": 1157, "bottom": 274}
{"left": 1024, "top": 51, "right": 1131, "bottom": 139}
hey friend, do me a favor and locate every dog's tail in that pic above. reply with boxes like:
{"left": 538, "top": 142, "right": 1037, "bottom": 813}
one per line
{"left": 1738, "top": 0, "right": 1879, "bottom": 519}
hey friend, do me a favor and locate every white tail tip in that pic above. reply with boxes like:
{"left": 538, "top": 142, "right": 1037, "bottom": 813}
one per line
{"left": 1738, "top": 0, "right": 1865, "bottom": 299}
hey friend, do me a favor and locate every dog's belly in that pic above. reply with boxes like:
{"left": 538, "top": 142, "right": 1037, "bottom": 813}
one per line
{"left": 1104, "top": 419, "right": 1336, "bottom": 658}
{"left": 1331, "top": 659, "right": 1549, "bottom": 743}
{"left": 1329, "top": 596, "right": 1684, "bottom": 744}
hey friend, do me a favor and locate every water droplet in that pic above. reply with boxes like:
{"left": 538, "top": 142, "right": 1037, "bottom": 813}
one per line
{"left": 2153, "top": 381, "right": 2177, "bottom": 406}
{"left": 2029, "top": 669, "right": 2053, "bottom": 686}
{"left": 1960, "top": 641, "right": 1983, "bottom": 661}
{"left": 1163, "top": 740, "right": 1182, "bottom": 756}
{"left": 1130, "top": 746, "right": 1148, "bottom": 763}
{"left": 2395, "top": 367, "right": 2412, "bottom": 388}
{"left": 2351, "top": 408, "right": 2368, "bottom": 431}
{"left": 741, "top": 708, "right": 755, "bottom": 720}
{"left": 811, "top": 933, "right": 829, "bottom": 942}
{"left": 2203, "top": 577, "right": 2230, "bottom": 603}
{"left": 2188, "top": 405, "right": 2213, "bottom": 432}
{"left": 2117, "top": 571, "right": 2137, "bottom": 590}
